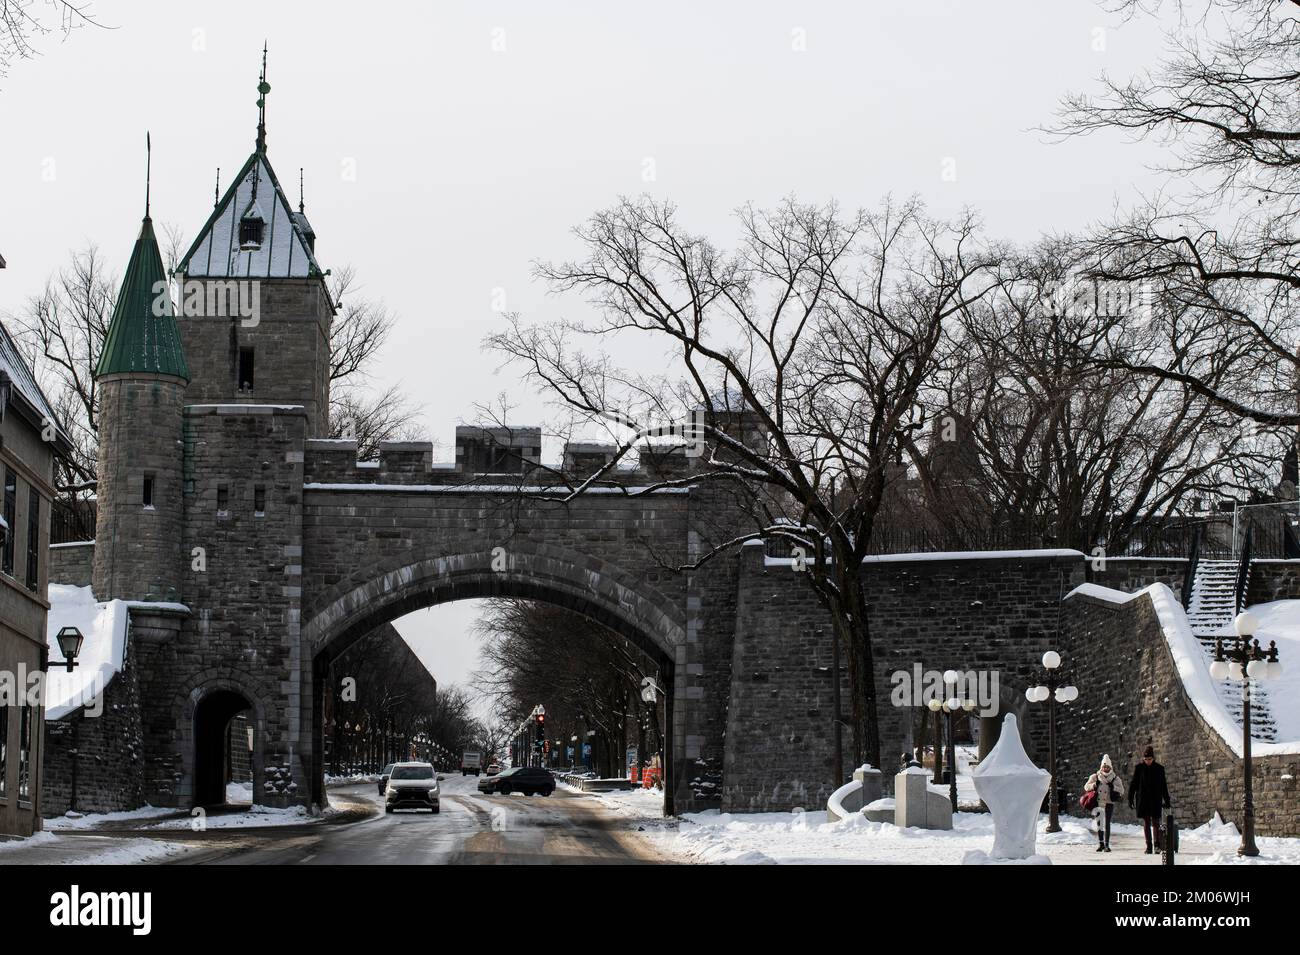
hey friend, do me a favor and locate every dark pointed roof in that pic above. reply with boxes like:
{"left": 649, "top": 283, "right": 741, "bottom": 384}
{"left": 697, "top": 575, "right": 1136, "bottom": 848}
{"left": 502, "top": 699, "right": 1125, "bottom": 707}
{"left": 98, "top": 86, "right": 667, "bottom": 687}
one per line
{"left": 96, "top": 217, "right": 190, "bottom": 381}
{"left": 177, "top": 150, "right": 322, "bottom": 279}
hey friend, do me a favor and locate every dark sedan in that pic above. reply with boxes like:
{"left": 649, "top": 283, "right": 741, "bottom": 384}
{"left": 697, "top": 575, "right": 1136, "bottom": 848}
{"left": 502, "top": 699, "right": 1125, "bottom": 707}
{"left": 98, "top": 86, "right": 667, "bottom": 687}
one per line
{"left": 477, "top": 766, "right": 555, "bottom": 796}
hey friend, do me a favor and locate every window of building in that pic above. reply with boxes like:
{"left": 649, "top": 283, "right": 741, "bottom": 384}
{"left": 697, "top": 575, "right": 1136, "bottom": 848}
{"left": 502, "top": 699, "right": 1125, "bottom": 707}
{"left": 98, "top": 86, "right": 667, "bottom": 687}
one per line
{"left": 2, "top": 468, "right": 14, "bottom": 576}
{"left": 0, "top": 704, "right": 7, "bottom": 798}
{"left": 238, "top": 347, "right": 255, "bottom": 392}
{"left": 253, "top": 485, "right": 266, "bottom": 517}
{"left": 216, "top": 484, "right": 230, "bottom": 516}
{"left": 17, "top": 703, "right": 30, "bottom": 801}
{"left": 143, "top": 473, "right": 155, "bottom": 509}
{"left": 25, "top": 486, "right": 39, "bottom": 592}
{"left": 239, "top": 215, "right": 265, "bottom": 250}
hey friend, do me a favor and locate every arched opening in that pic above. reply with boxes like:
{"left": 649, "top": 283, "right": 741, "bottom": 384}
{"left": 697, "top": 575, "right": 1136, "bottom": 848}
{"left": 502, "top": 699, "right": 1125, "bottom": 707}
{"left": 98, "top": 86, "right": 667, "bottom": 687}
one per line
{"left": 194, "top": 689, "right": 255, "bottom": 807}
{"left": 304, "top": 553, "right": 685, "bottom": 816}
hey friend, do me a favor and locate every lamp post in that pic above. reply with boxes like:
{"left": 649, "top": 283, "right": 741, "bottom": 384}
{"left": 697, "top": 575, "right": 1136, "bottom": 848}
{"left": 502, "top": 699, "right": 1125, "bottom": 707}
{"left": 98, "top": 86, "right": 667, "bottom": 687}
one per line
{"left": 1025, "top": 650, "right": 1078, "bottom": 833}
{"left": 1209, "top": 611, "right": 1284, "bottom": 858}
{"left": 55, "top": 626, "right": 84, "bottom": 672}
{"left": 928, "top": 671, "right": 978, "bottom": 812}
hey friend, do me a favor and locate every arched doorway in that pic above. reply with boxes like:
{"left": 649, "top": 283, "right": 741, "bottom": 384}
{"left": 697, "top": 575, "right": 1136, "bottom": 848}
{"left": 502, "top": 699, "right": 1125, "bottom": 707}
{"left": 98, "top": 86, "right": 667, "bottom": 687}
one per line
{"left": 194, "top": 689, "right": 255, "bottom": 807}
{"left": 302, "top": 549, "right": 686, "bottom": 815}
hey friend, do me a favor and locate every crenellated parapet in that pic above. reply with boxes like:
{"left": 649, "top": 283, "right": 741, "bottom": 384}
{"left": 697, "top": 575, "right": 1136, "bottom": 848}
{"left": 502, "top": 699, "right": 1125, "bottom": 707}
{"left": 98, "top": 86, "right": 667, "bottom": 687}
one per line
{"left": 301, "top": 427, "right": 699, "bottom": 488}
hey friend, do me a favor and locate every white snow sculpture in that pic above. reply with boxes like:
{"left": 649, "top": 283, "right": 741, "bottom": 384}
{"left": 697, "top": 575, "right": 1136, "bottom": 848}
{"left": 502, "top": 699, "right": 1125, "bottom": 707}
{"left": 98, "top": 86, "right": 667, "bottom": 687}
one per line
{"left": 970, "top": 713, "right": 1050, "bottom": 859}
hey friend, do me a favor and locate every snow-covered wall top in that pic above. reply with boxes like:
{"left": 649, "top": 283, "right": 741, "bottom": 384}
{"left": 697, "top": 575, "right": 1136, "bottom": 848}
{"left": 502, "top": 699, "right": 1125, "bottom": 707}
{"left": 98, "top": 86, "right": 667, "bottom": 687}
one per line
{"left": 1066, "top": 581, "right": 1300, "bottom": 756}
{"left": 44, "top": 584, "right": 130, "bottom": 721}
{"left": 763, "top": 548, "right": 1085, "bottom": 568}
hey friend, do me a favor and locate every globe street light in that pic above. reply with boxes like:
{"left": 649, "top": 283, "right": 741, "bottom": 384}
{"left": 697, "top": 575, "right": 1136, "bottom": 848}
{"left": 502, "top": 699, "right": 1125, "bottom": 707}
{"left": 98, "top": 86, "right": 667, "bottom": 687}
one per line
{"left": 1209, "top": 611, "right": 1284, "bottom": 857}
{"left": 929, "top": 675, "right": 976, "bottom": 811}
{"left": 1026, "top": 649, "right": 1078, "bottom": 833}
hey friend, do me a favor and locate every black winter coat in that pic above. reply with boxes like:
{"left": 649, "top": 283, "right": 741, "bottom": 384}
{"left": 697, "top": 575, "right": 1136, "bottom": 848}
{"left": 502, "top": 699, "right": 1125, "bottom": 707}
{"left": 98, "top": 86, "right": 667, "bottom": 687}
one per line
{"left": 1128, "top": 761, "right": 1170, "bottom": 816}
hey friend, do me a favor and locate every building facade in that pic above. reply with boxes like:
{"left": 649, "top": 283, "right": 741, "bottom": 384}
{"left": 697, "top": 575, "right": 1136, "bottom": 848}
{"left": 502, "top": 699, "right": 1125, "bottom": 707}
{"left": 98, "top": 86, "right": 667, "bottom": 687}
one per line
{"left": 0, "top": 321, "right": 71, "bottom": 837}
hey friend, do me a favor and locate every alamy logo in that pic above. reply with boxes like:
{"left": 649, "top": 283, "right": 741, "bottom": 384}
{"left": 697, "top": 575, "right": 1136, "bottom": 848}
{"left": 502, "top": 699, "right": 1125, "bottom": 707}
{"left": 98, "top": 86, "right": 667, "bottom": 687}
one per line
{"left": 0, "top": 664, "right": 104, "bottom": 717}
{"left": 889, "top": 664, "right": 1000, "bottom": 717}
{"left": 49, "top": 885, "right": 152, "bottom": 935}
{"left": 153, "top": 278, "right": 261, "bottom": 327}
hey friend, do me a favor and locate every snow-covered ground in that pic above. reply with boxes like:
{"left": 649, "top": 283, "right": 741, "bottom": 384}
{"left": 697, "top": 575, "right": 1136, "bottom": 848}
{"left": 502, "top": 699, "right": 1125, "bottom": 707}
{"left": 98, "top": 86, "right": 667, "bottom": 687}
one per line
{"left": 0, "top": 829, "right": 194, "bottom": 865}
{"left": 578, "top": 787, "right": 1300, "bottom": 865}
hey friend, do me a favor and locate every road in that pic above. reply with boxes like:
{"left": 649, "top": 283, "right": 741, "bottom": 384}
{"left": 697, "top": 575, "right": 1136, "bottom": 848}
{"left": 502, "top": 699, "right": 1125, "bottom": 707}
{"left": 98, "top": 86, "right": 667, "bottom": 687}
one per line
{"left": 168, "top": 773, "right": 665, "bottom": 865}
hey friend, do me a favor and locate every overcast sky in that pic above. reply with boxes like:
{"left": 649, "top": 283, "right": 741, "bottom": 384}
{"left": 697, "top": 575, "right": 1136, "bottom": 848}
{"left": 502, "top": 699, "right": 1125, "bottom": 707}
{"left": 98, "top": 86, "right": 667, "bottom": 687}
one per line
{"left": 0, "top": 1, "right": 1176, "bottom": 709}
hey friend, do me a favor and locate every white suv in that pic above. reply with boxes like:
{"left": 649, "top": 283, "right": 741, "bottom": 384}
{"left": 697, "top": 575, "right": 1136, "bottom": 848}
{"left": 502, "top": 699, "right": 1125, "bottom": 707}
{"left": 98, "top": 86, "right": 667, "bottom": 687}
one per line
{"left": 384, "top": 762, "right": 440, "bottom": 814}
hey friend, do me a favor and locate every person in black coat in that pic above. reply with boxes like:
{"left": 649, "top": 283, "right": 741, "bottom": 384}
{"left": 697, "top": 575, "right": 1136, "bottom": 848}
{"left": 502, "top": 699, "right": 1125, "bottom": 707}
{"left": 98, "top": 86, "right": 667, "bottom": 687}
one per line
{"left": 1128, "top": 745, "right": 1171, "bottom": 854}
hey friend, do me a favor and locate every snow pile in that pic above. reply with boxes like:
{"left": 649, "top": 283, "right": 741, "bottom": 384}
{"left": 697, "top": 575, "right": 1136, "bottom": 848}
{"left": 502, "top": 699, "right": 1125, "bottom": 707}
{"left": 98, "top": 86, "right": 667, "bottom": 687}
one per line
{"left": 43, "top": 585, "right": 130, "bottom": 720}
{"left": 1067, "top": 582, "right": 1300, "bottom": 756}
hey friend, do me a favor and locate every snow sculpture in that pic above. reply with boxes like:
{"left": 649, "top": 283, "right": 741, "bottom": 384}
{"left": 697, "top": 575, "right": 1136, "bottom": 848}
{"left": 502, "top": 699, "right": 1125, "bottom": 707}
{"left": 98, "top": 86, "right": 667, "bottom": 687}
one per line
{"left": 970, "top": 713, "right": 1050, "bottom": 859}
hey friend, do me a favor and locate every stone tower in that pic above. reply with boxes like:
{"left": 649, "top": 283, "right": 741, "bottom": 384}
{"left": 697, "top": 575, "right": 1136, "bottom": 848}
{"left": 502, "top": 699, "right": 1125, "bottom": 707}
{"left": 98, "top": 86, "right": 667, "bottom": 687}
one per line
{"left": 173, "top": 49, "right": 333, "bottom": 434}
{"left": 92, "top": 209, "right": 191, "bottom": 602}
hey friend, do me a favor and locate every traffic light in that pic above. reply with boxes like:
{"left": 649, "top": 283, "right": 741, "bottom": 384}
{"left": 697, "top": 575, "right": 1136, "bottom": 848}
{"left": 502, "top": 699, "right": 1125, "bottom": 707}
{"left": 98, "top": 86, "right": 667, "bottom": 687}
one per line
{"left": 535, "top": 713, "right": 545, "bottom": 743}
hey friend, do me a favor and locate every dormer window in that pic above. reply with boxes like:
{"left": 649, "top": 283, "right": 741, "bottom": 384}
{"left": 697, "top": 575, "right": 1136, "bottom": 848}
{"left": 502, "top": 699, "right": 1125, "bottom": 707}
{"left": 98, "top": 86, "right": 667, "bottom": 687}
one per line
{"left": 239, "top": 214, "right": 265, "bottom": 250}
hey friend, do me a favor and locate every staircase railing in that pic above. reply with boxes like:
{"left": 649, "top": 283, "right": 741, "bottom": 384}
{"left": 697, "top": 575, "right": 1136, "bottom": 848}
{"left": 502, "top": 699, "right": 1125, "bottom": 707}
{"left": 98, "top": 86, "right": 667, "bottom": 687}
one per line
{"left": 1234, "top": 525, "right": 1253, "bottom": 616}
{"left": 1182, "top": 525, "right": 1201, "bottom": 609}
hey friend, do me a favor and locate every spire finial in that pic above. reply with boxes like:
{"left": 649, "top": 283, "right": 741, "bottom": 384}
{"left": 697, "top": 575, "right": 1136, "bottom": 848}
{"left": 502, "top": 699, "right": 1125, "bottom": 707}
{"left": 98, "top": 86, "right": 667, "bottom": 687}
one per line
{"left": 214, "top": 167, "right": 221, "bottom": 208}
{"left": 255, "top": 41, "right": 270, "bottom": 153}
{"left": 299, "top": 167, "right": 305, "bottom": 214}
{"left": 144, "top": 131, "right": 152, "bottom": 218}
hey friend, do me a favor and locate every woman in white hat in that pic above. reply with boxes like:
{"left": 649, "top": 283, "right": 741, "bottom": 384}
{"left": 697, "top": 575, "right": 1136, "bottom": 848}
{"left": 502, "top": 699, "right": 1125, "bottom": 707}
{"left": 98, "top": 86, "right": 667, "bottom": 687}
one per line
{"left": 1084, "top": 754, "right": 1125, "bottom": 852}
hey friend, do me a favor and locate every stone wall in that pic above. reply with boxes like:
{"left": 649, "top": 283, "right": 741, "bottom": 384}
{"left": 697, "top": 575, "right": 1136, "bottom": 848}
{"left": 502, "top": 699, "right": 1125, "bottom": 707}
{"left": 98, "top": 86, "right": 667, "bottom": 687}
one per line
{"left": 49, "top": 541, "right": 94, "bottom": 587}
{"left": 1059, "top": 589, "right": 1299, "bottom": 836}
{"left": 1090, "top": 557, "right": 1188, "bottom": 595}
{"left": 1247, "top": 560, "right": 1300, "bottom": 606}
{"left": 723, "top": 548, "right": 1085, "bottom": 813}
{"left": 41, "top": 635, "right": 145, "bottom": 816}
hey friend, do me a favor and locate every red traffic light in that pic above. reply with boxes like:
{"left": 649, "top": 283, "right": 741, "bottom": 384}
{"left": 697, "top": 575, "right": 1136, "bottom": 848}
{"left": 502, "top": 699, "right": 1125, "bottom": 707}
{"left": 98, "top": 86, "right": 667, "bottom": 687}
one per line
{"left": 536, "top": 713, "right": 545, "bottom": 724}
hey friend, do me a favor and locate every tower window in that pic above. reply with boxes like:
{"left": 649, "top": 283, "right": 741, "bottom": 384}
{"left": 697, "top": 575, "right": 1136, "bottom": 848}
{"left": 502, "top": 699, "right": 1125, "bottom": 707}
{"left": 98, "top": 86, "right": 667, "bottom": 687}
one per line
{"left": 254, "top": 485, "right": 266, "bottom": 517}
{"left": 238, "top": 347, "right": 255, "bottom": 392}
{"left": 143, "top": 473, "right": 155, "bottom": 509}
{"left": 216, "top": 484, "right": 230, "bottom": 516}
{"left": 239, "top": 215, "right": 265, "bottom": 250}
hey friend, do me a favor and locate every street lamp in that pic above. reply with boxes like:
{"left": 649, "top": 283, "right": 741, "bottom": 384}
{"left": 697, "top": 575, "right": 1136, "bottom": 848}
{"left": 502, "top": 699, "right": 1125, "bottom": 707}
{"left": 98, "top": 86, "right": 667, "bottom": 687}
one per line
{"left": 1025, "top": 649, "right": 1078, "bottom": 833}
{"left": 928, "top": 674, "right": 976, "bottom": 812}
{"left": 1209, "top": 611, "right": 1284, "bottom": 857}
{"left": 56, "top": 626, "right": 84, "bottom": 672}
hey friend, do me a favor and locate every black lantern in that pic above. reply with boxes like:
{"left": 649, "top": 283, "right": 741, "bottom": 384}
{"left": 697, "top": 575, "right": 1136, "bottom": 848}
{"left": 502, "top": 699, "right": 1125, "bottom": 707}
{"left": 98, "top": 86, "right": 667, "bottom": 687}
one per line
{"left": 56, "top": 625, "right": 85, "bottom": 672}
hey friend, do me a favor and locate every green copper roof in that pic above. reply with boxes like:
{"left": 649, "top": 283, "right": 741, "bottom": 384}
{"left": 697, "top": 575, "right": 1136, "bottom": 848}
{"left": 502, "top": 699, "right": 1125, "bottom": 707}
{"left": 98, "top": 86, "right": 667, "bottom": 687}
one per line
{"left": 96, "top": 217, "right": 190, "bottom": 382}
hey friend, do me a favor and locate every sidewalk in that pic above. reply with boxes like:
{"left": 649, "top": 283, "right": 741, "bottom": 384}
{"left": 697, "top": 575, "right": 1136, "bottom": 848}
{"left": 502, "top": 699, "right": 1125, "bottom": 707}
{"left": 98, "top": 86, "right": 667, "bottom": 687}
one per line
{"left": 0, "top": 830, "right": 196, "bottom": 865}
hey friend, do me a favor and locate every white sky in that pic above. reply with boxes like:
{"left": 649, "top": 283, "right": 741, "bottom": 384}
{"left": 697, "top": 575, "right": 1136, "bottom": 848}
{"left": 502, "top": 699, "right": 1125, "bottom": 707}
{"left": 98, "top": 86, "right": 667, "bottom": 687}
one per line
{"left": 0, "top": 1, "right": 1176, "bottom": 704}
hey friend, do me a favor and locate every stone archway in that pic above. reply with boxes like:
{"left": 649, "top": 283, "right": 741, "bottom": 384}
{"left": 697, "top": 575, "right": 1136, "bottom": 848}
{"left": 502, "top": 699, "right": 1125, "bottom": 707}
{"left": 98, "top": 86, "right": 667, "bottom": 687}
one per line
{"left": 300, "top": 547, "right": 688, "bottom": 814}
{"left": 193, "top": 688, "right": 256, "bottom": 807}
{"left": 172, "top": 673, "right": 267, "bottom": 808}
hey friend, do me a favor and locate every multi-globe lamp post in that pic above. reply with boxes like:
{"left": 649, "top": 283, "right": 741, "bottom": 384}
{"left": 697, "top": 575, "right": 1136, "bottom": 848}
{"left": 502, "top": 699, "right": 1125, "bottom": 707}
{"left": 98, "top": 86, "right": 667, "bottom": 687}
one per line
{"left": 1025, "top": 650, "right": 1078, "bottom": 834}
{"left": 1209, "top": 611, "right": 1284, "bottom": 858}
{"left": 926, "top": 670, "right": 978, "bottom": 811}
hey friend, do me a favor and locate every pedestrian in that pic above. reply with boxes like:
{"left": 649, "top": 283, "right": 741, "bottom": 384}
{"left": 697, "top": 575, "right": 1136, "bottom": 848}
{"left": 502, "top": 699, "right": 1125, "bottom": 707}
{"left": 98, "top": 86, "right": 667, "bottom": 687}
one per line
{"left": 1084, "top": 754, "right": 1125, "bottom": 852}
{"left": 1128, "top": 745, "right": 1171, "bottom": 854}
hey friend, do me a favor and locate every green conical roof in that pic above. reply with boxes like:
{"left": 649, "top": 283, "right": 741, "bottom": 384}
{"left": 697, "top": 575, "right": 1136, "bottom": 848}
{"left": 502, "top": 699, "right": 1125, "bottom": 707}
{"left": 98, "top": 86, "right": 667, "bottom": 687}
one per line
{"left": 96, "top": 217, "right": 190, "bottom": 381}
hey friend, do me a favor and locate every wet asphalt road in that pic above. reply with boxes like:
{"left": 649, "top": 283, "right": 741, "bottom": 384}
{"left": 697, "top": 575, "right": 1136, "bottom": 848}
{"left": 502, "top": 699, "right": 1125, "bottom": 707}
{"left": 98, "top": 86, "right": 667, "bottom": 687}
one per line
{"left": 167, "top": 775, "right": 663, "bottom": 865}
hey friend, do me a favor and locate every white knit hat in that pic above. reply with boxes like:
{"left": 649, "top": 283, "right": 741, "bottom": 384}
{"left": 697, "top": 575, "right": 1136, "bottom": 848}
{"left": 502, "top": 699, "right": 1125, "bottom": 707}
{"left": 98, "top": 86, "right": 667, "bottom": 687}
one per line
{"left": 1100, "top": 754, "right": 1112, "bottom": 768}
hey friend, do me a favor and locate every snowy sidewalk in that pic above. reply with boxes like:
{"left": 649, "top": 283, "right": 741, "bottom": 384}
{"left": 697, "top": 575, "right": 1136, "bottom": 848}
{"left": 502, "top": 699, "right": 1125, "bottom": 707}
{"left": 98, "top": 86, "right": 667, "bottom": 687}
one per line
{"left": 568, "top": 785, "right": 1300, "bottom": 865}
{"left": 0, "top": 829, "right": 196, "bottom": 865}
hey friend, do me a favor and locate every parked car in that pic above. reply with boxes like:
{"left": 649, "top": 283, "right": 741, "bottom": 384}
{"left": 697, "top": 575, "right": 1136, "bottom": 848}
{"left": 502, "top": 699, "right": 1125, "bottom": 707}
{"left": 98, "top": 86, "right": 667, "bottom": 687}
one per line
{"left": 384, "top": 762, "right": 440, "bottom": 814}
{"left": 378, "top": 763, "right": 396, "bottom": 795}
{"left": 485, "top": 763, "right": 501, "bottom": 776}
{"left": 477, "top": 766, "right": 555, "bottom": 797}
{"left": 462, "top": 749, "right": 483, "bottom": 776}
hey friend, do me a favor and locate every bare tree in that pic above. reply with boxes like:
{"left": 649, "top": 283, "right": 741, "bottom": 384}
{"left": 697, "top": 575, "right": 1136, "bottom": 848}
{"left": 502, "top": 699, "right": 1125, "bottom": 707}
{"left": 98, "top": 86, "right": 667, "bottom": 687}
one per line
{"left": 489, "top": 195, "right": 1007, "bottom": 768}
{"left": 1053, "top": 0, "right": 1300, "bottom": 427}
{"left": 1, "top": 0, "right": 103, "bottom": 81}
{"left": 913, "top": 240, "right": 1279, "bottom": 552}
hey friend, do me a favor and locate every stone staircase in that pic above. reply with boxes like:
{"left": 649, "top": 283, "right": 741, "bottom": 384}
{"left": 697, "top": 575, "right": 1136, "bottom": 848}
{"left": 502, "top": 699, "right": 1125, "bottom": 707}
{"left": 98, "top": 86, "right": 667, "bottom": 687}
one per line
{"left": 1185, "top": 559, "right": 1278, "bottom": 742}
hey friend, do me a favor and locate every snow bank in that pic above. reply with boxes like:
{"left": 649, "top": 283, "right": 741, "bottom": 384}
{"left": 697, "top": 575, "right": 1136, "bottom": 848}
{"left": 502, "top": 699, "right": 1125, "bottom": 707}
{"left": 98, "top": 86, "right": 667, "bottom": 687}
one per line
{"left": 43, "top": 585, "right": 130, "bottom": 720}
{"left": 1066, "top": 582, "right": 1300, "bottom": 756}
